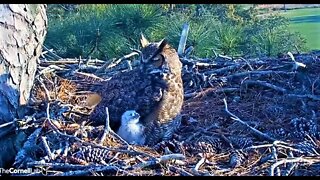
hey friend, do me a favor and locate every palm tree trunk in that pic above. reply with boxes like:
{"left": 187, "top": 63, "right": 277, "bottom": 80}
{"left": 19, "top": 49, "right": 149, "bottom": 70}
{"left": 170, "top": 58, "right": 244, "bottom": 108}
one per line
{"left": 0, "top": 4, "right": 47, "bottom": 124}
{"left": 0, "top": 5, "right": 47, "bottom": 168}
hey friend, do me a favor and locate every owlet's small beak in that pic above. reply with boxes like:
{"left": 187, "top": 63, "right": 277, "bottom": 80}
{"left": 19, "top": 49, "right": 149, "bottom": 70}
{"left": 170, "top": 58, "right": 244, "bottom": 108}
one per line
{"left": 134, "top": 113, "right": 140, "bottom": 119}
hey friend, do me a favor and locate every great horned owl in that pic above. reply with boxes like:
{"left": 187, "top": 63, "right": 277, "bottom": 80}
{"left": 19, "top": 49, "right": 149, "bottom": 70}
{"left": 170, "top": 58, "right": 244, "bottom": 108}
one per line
{"left": 88, "top": 34, "right": 184, "bottom": 146}
{"left": 117, "top": 110, "right": 145, "bottom": 145}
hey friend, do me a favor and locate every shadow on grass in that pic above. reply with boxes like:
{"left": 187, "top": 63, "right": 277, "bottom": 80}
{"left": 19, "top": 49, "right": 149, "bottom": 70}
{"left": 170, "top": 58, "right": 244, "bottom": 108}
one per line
{"left": 290, "top": 15, "right": 320, "bottom": 23}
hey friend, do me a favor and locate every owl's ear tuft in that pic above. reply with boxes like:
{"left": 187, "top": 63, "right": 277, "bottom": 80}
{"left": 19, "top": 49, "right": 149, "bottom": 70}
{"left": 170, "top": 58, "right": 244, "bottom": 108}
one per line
{"left": 157, "top": 38, "right": 167, "bottom": 51}
{"left": 140, "top": 33, "right": 150, "bottom": 48}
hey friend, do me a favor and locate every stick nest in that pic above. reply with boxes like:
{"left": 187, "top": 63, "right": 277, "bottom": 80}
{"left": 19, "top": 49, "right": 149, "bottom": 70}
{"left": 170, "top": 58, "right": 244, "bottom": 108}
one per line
{"left": 9, "top": 50, "right": 320, "bottom": 176}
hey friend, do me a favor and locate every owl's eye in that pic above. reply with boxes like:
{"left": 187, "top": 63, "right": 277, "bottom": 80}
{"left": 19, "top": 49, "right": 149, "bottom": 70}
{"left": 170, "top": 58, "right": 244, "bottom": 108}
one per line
{"left": 153, "top": 55, "right": 162, "bottom": 61}
{"left": 153, "top": 57, "right": 160, "bottom": 61}
{"left": 151, "top": 54, "right": 164, "bottom": 67}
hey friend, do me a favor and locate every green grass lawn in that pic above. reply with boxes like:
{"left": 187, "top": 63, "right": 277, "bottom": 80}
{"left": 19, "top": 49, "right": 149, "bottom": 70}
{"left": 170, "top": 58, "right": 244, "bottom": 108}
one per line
{"left": 280, "top": 8, "right": 320, "bottom": 17}
{"left": 279, "top": 8, "right": 320, "bottom": 50}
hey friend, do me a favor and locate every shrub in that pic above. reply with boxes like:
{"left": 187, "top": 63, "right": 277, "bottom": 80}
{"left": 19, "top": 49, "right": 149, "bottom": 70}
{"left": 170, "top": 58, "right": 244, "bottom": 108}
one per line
{"left": 213, "top": 23, "right": 244, "bottom": 56}
{"left": 45, "top": 4, "right": 307, "bottom": 59}
{"left": 45, "top": 4, "right": 111, "bottom": 59}
{"left": 243, "top": 15, "right": 307, "bottom": 57}
{"left": 105, "top": 4, "right": 163, "bottom": 45}
{"left": 45, "top": 4, "right": 164, "bottom": 60}
{"left": 150, "top": 12, "right": 218, "bottom": 57}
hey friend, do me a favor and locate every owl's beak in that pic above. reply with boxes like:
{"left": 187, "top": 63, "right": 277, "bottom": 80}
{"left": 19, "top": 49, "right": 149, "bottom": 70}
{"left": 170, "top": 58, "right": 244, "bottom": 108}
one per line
{"left": 162, "top": 61, "right": 170, "bottom": 74}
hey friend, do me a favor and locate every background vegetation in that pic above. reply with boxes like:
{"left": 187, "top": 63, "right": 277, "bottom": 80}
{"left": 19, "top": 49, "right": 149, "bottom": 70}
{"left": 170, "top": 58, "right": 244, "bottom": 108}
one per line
{"left": 280, "top": 7, "right": 320, "bottom": 50}
{"left": 45, "top": 4, "right": 309, "bottom": 60}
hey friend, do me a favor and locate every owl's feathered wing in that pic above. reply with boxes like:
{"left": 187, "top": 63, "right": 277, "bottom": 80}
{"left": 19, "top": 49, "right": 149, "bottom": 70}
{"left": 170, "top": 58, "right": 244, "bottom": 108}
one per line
{"left": 141, "top": 45, "right": 184, "bottom": 146}
{"left": 88, "top": 68, "right": 166, "bottom": 130}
